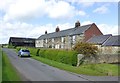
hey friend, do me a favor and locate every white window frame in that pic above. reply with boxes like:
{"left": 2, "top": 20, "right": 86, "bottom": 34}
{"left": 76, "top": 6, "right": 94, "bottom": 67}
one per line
{"left": 45, "top": 39, "right": 48, "bottom": 43}
{"left": 52, "top": 38, "right": 54, "bottom": 42}
{"left": 61, "top": 37, "right": 64, "bottom": 43}
{"left": 72, "top": 36, "right": 75, "bottom": 42}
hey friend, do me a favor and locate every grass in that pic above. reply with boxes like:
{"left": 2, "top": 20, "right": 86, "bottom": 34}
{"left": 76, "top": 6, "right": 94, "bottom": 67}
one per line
{"left": 2, "top": 50, "right": 21, "bottom": 81}
{"left": 32, "top": 55, "right": 119, "bottom": 76}
{"left": 0, "top": 47, "right": 2, "bottom": 82}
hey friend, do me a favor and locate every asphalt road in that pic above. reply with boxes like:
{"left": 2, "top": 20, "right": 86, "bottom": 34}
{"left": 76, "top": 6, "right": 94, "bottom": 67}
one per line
{"left": 2, "top": 48, "right": 119, "bottom": 82}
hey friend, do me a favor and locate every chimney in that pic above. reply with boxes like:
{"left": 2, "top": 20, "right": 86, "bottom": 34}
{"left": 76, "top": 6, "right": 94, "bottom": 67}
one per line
{"left": 45, "top": 30, "right": 47, "bottom": 34}
{"left": 55, "top": 26, "right": 60, "bottom": 32}
{"left": 75, "top": 20, "right": 80, "bottom": 28}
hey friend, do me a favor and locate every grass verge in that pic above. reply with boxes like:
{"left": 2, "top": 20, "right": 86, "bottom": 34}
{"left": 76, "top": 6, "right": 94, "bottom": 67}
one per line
{"left": 2, "top": 50, "right": 21, "bottom": 81}
{"left": 32, "top": 55, "right": 119, "bottom": 76}
{"left": 0, "top": 47, "right": 2, "bottom": 82}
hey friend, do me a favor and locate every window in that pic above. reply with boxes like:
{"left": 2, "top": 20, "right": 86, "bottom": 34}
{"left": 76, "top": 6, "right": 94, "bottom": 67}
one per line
{"left": 61, "top": 37, "right": 65, "bottom": 43}
{"left": 52, "top": 38, "right": 54, "bottom": 42}
{"left": 61, "top": 44, "right": 64, "bottom": 49}
{"left": 55, "top": 44, "right": 59, "bottom": 49}
{"left": 52, "top": 44, "right": 54, "bottom": 48}
{"left": 36, "top": 40, "right": 40, "bottom": 43}
{"left": 72, "top": 36, "right": 76, "bottom": 44}
{"left": 72, "top": 36, "right": 75, "bottom": 41}
{"left": 45, "top": 39, "right": 47, "bottom": 43}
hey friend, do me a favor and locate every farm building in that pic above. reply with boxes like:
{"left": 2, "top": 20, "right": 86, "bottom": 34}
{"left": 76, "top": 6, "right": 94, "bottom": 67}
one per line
{"left": 87, "top": 35, "right": 120, "bottom": 54}
{"left": 9, "top": 37, "right": 35, "bottom": 47}
{"left": 101, "top": 35, "right": 120, "bottom": 54}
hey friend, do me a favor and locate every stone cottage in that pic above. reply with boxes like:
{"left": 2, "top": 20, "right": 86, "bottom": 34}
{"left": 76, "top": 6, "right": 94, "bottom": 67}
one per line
{"left": 36, "top": 21, "right": 103, "bottom": 49}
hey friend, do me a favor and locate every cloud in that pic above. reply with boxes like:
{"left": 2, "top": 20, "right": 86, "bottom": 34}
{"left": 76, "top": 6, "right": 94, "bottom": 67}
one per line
{"left": 66, "top": 0, "right": 119, "bottom": 3}
{"left": 46, "top": 1, "right": 76, "bottom": 19}
{"left": 56, "top": 23, "right": 74, "bottom": 30}
{"left": 93, "top": 5, "right": 108, "bottom": 14}
{"left": 81, "top": 21, "right": 93, "bottom": 25}
{"left": 77, "top": 10, "right": 86, "bottom": 16}
{"left": 3, "top": 0, "right": 46, "bottom": 21}
{"left": 98, "top": 24, "right": 118, "bottom": 35}
{"left": 0, "top": 22, "right": 50, "bottom": 43}
{"left": 81, "top": 21, "right": 118, "bottom": 35}
{"left": 1, "top": 0, "right": 82, "bottom": 22}
{"left": 1, "top": 0, "right": 88, "bottom": 22}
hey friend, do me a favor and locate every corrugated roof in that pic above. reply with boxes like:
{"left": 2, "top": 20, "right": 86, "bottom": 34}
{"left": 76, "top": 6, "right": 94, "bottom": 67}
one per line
{"left": 87, "top": 34, "right": 112, "bottom": 45}
{"left": 9, "top": 37, "right": 35, "bottom": 42}
{"left": 102, "top": 35, "right": 120, "bottom": 46}
{"left": 38, "top": 24, "right": 92, "bottom": 39}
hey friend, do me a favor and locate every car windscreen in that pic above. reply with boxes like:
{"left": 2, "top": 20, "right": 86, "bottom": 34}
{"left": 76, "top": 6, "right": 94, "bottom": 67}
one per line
{"left": 22, "top": 50, "right": 30, "bottom": 52}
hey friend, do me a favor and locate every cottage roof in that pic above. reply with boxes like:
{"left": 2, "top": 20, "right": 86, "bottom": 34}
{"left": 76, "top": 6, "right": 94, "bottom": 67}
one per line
{"left": 87, "top": 34, "right": 112, "bottom": 45}
{"left": 38, "top": 23, "right": 93, "bottom": 39}
{"left": 102, "top": 35, "right": 120, "bottom": 46}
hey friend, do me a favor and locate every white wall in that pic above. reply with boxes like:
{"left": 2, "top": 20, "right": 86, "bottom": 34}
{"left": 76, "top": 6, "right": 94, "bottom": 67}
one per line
{"left": 35, "top": 39, "right": 43, "bottom": 47}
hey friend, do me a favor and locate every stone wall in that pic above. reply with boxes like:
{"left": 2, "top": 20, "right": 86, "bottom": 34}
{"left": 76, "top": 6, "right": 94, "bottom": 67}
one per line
{"left": 101, "top": 46, "right": 119, "bottom": 54}
{"left": 77, "top": 54, "right": 120, "bottom": 65}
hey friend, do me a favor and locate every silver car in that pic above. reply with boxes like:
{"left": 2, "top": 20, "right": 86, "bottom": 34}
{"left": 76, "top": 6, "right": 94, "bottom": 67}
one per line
{"left": 18, "top": 49, "right": 30, "bottom": 57}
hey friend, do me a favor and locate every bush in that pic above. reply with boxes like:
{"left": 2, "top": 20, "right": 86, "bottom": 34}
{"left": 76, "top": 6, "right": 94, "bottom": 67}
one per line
{"left": 118, "top": 51, "right": 120, "bottom": 54}
{"left": 8, "top": 44, "right": 16, "bottom": 48}
{"left": 16, "top": 47, "right": 21, "bottom": 51}
{"left": 36, "top": 49, "right": 40, "bottom": 56}
{"left": 28, "top": 47, "right": 38, "bottom": 55}
{"left": 73, "top": 42, "right": 98, "bottom": 57}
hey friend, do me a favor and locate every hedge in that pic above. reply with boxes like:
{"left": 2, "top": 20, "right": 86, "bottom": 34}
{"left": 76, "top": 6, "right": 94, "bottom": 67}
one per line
{"left": 19, "top": 47, "right": 77, "bottom": 66}
{"left": 40, "top": 49, "right": 77, "bottom": 66}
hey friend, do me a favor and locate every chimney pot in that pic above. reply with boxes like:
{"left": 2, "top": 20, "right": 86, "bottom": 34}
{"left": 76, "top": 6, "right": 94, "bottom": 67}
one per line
{"left": 75, "top": 20, "right": 80, "bottom": 28}
{"left": 45, "top": 30, "right": 47, "bottom": 34}
{"left": 56, "top": 26, "right": 60, "bottom": 32}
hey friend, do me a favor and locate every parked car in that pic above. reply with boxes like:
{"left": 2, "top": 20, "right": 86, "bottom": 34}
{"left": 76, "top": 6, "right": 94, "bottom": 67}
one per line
{"left": 18, "top": 49, "right": 30, "bottom": 57}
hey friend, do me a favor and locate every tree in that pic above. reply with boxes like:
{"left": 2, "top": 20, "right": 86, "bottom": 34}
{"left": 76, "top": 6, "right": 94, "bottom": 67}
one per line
{"left": 73, "top": 42, "right": 98, "bottom": 57}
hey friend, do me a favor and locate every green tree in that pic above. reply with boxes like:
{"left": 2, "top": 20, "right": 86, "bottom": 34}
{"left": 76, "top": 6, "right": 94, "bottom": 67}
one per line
{"left": 73, "top": 42, "right": 98, "bottom": 57}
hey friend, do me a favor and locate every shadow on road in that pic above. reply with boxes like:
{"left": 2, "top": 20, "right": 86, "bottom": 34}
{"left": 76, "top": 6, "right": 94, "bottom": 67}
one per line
{"left": 20, "top": 56, "right": 32, "bottom": 58}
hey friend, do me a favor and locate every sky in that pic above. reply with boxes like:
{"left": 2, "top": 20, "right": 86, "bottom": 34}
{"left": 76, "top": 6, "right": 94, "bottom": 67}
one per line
{"left": 0, "top": 0, "right": 119, "bottom": 44}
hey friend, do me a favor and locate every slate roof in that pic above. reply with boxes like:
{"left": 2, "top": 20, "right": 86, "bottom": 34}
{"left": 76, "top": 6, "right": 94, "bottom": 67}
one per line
{"left": 102, "top": 35, "right": 120, "bottom": 46}
{"left": 38, "top": 24, "right": 93, "bottom": 39}
{"left": 87, "top": 34, "right": 112, "bottom": 45}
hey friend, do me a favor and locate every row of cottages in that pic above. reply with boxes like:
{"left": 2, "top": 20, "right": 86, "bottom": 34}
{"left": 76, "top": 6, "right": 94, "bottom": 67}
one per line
{"left": 9, "top": 37, "right": 35, "bottom": 47}
{"left": 87, "top": 35, "right": 120, "bottom": 54}
{"left": 36, "top": 21, "right": 103, "bottom": 49}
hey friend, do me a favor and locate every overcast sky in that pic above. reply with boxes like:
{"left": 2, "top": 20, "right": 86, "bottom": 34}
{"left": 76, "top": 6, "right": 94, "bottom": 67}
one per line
{"left": 0, "top": 0, "right": 119, "bottom": 44}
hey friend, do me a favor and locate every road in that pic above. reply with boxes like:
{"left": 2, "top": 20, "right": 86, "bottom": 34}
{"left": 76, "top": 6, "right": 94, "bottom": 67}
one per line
{"left": 2, "top": 48, "right": 119, "bottom": 82}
